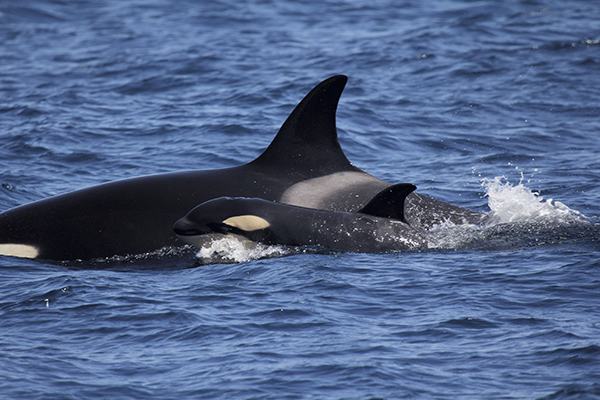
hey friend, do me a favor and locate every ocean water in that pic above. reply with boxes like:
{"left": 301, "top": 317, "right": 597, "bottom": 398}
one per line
{"left": 1, "top": 0, "right": 600, "bottom": 398}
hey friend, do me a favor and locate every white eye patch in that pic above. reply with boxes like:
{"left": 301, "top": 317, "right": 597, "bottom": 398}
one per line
{"left": 222, "top": 215, "right": 270, "bottom": 231}
{"left": 0, "top": 243, "right": 40, "bottom": 259}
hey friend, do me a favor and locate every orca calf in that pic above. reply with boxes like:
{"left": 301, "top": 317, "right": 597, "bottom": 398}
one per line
{"left": 174, "top": 184, "right": 428, "bottom": 253}
{"left": 0, "top": 75, "right": 482, "bottom": 261}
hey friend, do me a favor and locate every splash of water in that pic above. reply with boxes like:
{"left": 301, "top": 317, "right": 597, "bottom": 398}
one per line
{"left": 195, "top": 236, "right": 289, "bottom": 264}
{"left": 482, "top": 175, "right": 585, "bottom": 225}
{"left": 428, "top": 175, "right": 590, "bottom": 250}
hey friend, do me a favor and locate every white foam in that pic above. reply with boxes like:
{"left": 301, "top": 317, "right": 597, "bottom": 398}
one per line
{"left": 195, "top": 235, "right": 289, "bottom": 264}
{"left": 482, "top": 175, "right": 585, "bottom": 225}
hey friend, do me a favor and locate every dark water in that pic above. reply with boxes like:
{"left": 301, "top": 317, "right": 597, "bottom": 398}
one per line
{"left": 1, "top": 0, "right": 600, "bottom": 398}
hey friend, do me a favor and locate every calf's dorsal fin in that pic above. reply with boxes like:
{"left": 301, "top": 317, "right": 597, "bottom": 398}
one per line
{"left": 358, "top": 183, "right": 417, "bottom": 223}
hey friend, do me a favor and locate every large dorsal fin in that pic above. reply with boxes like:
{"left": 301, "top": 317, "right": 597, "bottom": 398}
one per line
{"left": 358, "top": 183, "right": 417, "bottom": 223}
{"left": 250, "top": 75, "right": 358, "bottom": 176}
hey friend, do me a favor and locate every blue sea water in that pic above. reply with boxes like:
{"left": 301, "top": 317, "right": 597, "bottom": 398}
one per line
{"left": 1, "top": 0, "right": 600, "bottom": 398}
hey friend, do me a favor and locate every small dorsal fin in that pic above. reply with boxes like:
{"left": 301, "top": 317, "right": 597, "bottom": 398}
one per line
{"left": 250, "top": 75, "right": 358, "bottom": 176}
{"left": 358, "top": 183, "right": 417, "bottom": 223}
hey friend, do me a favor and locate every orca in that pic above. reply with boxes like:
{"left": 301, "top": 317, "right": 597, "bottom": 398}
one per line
{"left": 0, "top": 75, "right": 483, "bottom": 261}
{"left": 174, "top": 184, "right": 428, "bottom": 252}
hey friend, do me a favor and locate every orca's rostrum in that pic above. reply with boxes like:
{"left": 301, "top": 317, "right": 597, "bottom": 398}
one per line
{"left": 0, "top": 76, "right": 483, "bottom": 261}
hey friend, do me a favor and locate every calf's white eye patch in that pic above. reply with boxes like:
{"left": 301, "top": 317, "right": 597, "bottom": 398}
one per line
{"left": 223, "top": 215, "right": 270, "bottom": 231}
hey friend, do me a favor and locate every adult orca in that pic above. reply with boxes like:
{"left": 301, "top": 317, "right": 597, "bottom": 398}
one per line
{"left": 174, "top": 184, "right": 428, "bottom": 252}
{"left": 0, "top": 75, "right": 482, "bottom": 261}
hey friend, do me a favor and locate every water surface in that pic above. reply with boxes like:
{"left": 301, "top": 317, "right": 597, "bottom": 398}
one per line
{"left": 1, "top": 0, "right": 599, "bottom": 398}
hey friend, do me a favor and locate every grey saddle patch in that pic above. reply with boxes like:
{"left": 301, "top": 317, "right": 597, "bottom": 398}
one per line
{"left": 280, "top": 171, "right": 391, "bottom": 211}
